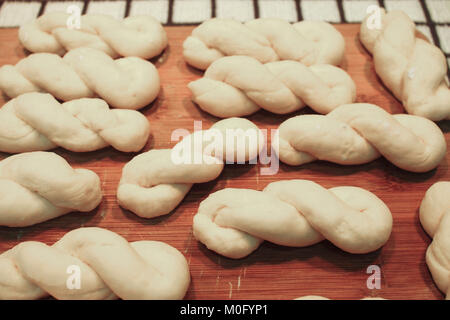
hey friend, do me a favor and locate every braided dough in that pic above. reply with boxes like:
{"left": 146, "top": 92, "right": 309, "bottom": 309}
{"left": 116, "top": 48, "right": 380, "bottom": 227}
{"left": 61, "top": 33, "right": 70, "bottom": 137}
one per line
{"left": 0, "top": 152, "right": 102, "bottom": 227}
{"left": 117, "top": 118, "right": 262, "bottom": 218}
{"left": 0, "top": 93, "right": 150, "bottom": 153}
{"left": 276, "top": 103, "right": 446, "bottom": 172}
{"left": 183, "top": 18, "right": 345, "bottom": 70}
{"left": 193, "top": 180, "right": 393, "bottom": 259}
{"left": 19, "top": 12, "right": 167, "bottom": 59}
{"left": 360, "top": 10, "right": 450, "bottom": 121}
{"left": 189, "top": 56, "right": 356, "bottom": 118}
{"left": 0, "top": 227, "right": 190, "bottom": 299}
{"left": 0, "top": 47, "right": 160, "bottom": 110}
{"left": 420, "top": 182, "right": 450, "bottom": 299}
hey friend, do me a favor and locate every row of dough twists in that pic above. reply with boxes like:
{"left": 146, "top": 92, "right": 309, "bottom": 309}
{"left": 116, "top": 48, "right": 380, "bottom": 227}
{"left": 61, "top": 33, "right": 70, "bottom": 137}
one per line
{"left": 117, "top": 105, "right": 446, "bottom": 222}
{"left": 1, "top": 178, "right": 448, "bottom": 299}
{"left": 0, "top": 10, "right": 448, "bottom": 300}
{"left": 184, "top": 11, "right": 450, "bottom": 121}
{"left": 3, "top": 12, "right": 179, "bottom": 301}
{"left": 1, "top": 107, "right": 445, "bottom": 224}
{"left": 6, "top": 10, "right": 450, "bottom": 120}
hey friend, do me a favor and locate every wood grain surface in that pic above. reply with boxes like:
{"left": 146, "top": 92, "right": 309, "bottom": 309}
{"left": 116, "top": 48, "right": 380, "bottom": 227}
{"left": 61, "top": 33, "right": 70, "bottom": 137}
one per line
{"left": 0, "top": 25, "right": 448, "bottom": 300}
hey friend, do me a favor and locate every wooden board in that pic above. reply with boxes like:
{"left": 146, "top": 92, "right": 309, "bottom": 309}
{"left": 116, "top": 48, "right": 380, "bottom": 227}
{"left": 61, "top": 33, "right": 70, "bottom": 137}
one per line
{"left": 0, "top": 25, "right": 448, "bottom": 300}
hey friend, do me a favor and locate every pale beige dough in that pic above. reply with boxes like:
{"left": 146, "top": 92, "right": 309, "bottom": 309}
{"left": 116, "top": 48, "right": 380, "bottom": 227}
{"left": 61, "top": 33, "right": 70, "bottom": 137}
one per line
{"left": 193, "top": 180, "right": 393, "bottom": 259}
{"left": 360, "top": 10, "right": 450, "bottom": 121}
{"left": 189, "top": 56, "right": 356, "bottom": 118}
{"left": 19, "top": 12, "right": 167, "bottom": 59}
{"left": 295, "top": 296, "right": 331, "bottom": 300}
{"left": 420, "top": 182, "right": 450, "bottom": 300}
{"left": 0, "top": 151, "right": 102, "bottom": 227}
{"left": 183, "top": 18, "right": 345, "bottom": 70}
{"left": 117, "top": 118, "right": 263, "bottom": 218}
{"left": 0, "top": 227, "right": 190, "bottom": 300}
{"left": 0, "top": 93, "right": 150, "bottom": 153}
{"left": 0, "top": 47, "right": 160, "bottom": 110}
{"left": 276, "top": 103, "right": 446, "bottom": 173}
{"left": 295, "top": 296, "right": 385, "bottom": 300}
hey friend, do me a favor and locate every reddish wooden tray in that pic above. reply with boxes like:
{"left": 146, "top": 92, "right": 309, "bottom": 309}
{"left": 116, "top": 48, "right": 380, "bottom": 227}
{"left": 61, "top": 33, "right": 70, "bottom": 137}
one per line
{"left": 0, "top": 25, "right": 447, "bottom": 300}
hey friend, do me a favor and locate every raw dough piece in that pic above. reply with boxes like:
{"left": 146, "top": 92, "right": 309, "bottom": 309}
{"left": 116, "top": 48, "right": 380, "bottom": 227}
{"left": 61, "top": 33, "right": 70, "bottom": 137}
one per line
{"left": 420, "top": 182, "right": 450, "bottom": 299}
{"left": 193, "top": 180, "right": 393, "bottom": 259}
{"left": 277, "top": 103, "right": 446, "bottom": 172}
{"left": 0, "top": 93, "right": 150, "bottom": 153}
{"left": 117, "top": 118, "right": 263, "bottom": 218}
{"left": 360, "top": 10, "right": 450, "bottom": 121}
{"left": 19, "top": 12, "right": 167, "bottom": 59}
{"left": 0, "top": 47, "right": 160, "bottom": 110}
{"left": 189, "top": 56, "right": 356, "bottom": 118}
{"left": 0, "top": 227, "right": 190, "bottom": 299}
{"left": 184, "top": 18, "right": 345, "bottom": 70}
{"left": 0, "top": 152, "right": 102, "bottom": 227}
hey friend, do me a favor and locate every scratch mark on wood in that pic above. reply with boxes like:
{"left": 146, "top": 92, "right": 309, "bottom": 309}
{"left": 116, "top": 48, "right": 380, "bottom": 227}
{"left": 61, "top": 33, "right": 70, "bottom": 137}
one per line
{"left": 102, "top": 168, "right": 108, "bottom": 188}
{"left": 237, "top": 268, "right": 242, "bottom": 291}
{"left": 228, "top": 282, "right": 233, "bottom": 299}
{"left": 187, "top": 254, "right": 192, "bottom": 266}
{"left": 184, "top": 231, "right": 193, "bottom": 254}
{"left": 215, "top": 272, "right": 220, "bottom": 287}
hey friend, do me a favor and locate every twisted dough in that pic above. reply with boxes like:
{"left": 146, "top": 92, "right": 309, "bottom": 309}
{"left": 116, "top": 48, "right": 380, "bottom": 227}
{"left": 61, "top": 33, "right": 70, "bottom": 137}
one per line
{"left": 276, "top": 103, "right": 446, "bottom": 172}
{"left": 420, "top": 182, "right": 450, "bottom": 299}
{"left": 0, "top": 152, "right": 102, "bottom": 227}
{"left": 193, "top": 180, "right": 392, "bottom": 259}
{"left": 360, "top": 10, "right": 450, "bottom": 121}
{"left": 0, "top": 227, "right": 190, "bottom": 299}
{"left": 189, "top": 56, "right": 356, "bottom": 118}
{"left": 183, "top": 18, "right": 345, "bottom": 70}
{"left": 0, "top": 47, "right": 160, "bottom": 110}
{"left": 117, "top": 118, "right": 262, "bottom": 218}
{"left": 0, "top": 93, "right": 150, "bottom": 153}
{"left": 19, "top": 12, "right": 167, "bottom": 59}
